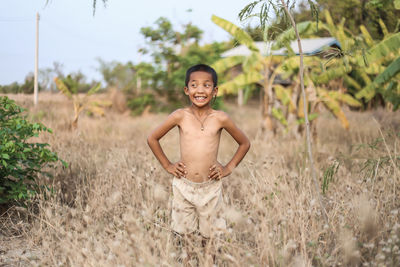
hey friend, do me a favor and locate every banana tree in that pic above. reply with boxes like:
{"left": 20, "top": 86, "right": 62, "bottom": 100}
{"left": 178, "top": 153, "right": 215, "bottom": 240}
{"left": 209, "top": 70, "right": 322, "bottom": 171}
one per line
{"left": 212, "top": 15, "right": 361, "bottom": 132}
{"left": 314, "top": 10, "right": 400, "bottom": 110}
{"left": 271, "top": 9, "right": 400, "bottom": 129}
{"left": 212, "top": 15, "right": 318, "bottom": 133}
{"left": 54, "top": 77, "right": 104, "bottom": 129}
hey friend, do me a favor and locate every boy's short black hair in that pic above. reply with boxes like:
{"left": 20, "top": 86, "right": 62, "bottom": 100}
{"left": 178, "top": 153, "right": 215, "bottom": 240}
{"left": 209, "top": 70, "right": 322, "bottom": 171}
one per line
{"left": 185, "top": 64, "right": 218, "bottom": 87}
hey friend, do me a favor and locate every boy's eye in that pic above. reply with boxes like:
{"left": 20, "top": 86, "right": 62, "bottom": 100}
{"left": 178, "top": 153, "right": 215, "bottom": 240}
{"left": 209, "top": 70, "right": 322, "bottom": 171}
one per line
{"left": 191, "top": 83, "right": 197, "bottom": 87}
{"left": 205, "top": 84, "right": 211, "bottom": 88}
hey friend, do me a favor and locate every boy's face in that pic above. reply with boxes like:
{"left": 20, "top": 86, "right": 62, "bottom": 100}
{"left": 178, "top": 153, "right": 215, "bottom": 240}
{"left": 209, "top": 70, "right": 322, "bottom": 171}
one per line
{"left": 184, "top": 71, "right": 218, "bottom": 108}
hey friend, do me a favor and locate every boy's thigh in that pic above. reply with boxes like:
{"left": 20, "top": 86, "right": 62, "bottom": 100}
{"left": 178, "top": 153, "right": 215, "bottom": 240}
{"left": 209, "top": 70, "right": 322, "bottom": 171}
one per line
{"left": 197, "top": 191, "right": 226, "bottom": 237}
{"left": 171, "top": 184, "right": 198, "bottom": 234}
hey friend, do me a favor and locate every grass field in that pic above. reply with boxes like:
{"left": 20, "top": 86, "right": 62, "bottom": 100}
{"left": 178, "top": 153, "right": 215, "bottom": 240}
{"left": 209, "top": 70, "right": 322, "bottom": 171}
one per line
{"left": 1, "top": 92, "right": 399, "bottom": 266}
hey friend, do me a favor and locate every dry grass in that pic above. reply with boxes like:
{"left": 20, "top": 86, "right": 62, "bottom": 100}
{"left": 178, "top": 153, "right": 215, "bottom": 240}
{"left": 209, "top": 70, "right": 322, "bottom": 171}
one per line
{"left": 1, "top": 92, "right": 400, "bottom": 266}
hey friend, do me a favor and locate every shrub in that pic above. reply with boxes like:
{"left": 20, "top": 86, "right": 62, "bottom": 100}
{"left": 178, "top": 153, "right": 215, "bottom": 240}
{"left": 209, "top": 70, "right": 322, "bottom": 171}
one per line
{"left": 0, "top": 96, "right": 64, "bottom": 204}
{"left": 127, "top": 93, "right": 157, "bottom": 116}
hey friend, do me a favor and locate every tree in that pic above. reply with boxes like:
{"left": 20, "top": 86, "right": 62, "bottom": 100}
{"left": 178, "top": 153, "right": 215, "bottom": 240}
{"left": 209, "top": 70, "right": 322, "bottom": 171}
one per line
{"left": 212, "top": 15, "right": 361, "bottom": 134}
{"left": 138, "top": 16, "right": 228, "bottom": 108}
{"left": 97, "top": 59, "right": 136, "bottom": 93}
{"left": 238, "top": 0, "right": 328, "bottom": 224}
{"left": 54, "top": 77, "right": 103, "bottom": 129}
{"left": 316, "top": 0, "right": 400, "bottom": 40}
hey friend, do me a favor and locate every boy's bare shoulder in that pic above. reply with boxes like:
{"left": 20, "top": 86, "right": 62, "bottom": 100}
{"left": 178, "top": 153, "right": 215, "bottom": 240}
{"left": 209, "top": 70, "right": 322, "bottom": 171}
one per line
{"left": 213, "top": 109, "right": 231, "bottom": 122}
{"left": 168, "top": 108, "right": 188, "bottom": 122}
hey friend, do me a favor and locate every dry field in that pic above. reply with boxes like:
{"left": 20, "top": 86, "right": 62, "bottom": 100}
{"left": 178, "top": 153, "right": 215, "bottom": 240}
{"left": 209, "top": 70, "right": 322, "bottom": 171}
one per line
{"left": 1, "top": 92, "right": 400, "bottom": 266}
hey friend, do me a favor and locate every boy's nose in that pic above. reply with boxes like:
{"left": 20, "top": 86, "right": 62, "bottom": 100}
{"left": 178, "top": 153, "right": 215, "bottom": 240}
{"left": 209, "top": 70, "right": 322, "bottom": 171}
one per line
{"left": 197, "top": 85, "right": 206, "bottom": 91}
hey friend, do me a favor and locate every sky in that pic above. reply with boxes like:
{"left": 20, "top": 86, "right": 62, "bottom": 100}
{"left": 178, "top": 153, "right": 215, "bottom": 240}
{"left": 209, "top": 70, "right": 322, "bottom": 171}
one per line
{"left": 0, "top": 0, "right": 253, "bottom": 85}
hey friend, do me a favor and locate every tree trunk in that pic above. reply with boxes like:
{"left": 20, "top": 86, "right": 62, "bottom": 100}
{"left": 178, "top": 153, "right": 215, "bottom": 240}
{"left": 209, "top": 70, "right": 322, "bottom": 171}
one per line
{"left": 262, "top": 62, "right": 275, "bottom": 133}
{"left": 280, "top": 0, "right": 328, "bottom": 224}
{"left": 238, "top": 88, "right": 243, "bottom": 107}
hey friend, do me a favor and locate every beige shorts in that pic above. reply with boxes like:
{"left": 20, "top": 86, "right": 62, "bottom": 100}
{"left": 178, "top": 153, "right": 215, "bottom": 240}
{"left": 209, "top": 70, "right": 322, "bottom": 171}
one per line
{"left": 171, "top": 177, "right": 226, "bottom": 238}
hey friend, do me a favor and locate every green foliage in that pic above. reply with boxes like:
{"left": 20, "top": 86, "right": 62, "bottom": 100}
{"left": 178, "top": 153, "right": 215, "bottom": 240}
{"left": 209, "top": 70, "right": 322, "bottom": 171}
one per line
{"left": 97, "top": 59, "right": 136, "bottom": 92}
{"left": 127, "top": 94, "right": 156, "bottom": 116}
{"left": 322, "top": 161, "right": 339, "bottom": 195}
{"left": 0, "top": 74, "right": 42, "bottom": 94}
{"left": 211, "top": 96, "right": 226, "bottom": 111}
{"left": 0, "top": 96, "right": 64, "bottom": 204}
{"left": 211, "top": 15, "right": 259, "bottom": 51}
{"left": 60, "top": 71, "right": 100, "bottom": 94}
{"left": 317, "top": 0, "right": 400, "bottom": 40}
{"left": 135, "top": 17, "right": 228, "bottom": 110}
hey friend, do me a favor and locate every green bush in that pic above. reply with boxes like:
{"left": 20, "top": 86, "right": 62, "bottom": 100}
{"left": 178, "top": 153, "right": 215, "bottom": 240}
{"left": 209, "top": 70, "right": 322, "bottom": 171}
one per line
{"left": 0, "top": 96, "right": 64, "bottom": 204}
{"left": 127, "top": 93, "right": 156, "bottom": 116}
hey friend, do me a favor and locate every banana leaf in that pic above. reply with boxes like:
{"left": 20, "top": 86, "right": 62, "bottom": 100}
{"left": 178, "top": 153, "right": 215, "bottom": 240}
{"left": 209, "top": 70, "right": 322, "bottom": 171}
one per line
{"left": 87, "top": 83, "right": 101, "bottom": 96}
{"left": 274, "top": 84, "right": 296, "bottom": 112}
{"left": 218, "top": 71, "right": 264, "bottom": 95}
{"left": 54, "top": 77, "right": 72, "bottom": 99}
{"left": 317, "top": 87, "right": 349, "bottom": 129}
{"left": 212, "top": 56, "right": 245, "bottom": 74}
{"left": 271, "top": 108, "right": 288, "bottom": 126}
{"left": 272, "top": 21, "right": 317, "bottom": 50}
{"left": 327, "top": 91, "right": 362, "bottom": 107}
{"left": 243, "top": 52, "right": 264, "bottom": 72}
{"left": 357, "top": 32, "right": 400, "bottom": 66}
{"left": 356, "top": 56, "right": 400, "bottom": 100}
{"left": 364, "top": 64, "right": 386, "bottom": 75}
{"left": 211, "top": 15, "right": 259, "bottom": 52}
{"left": 360, "top": 25, "right": 374, "bottom": 47}
{"left": 343, "top": 75, "right": 362, "bottom": 91}
{"left": 312, "top": 65, "right": 352, "bottom": 85}
{"left": 379, "top": 19, "right": 389, "bottom": 38}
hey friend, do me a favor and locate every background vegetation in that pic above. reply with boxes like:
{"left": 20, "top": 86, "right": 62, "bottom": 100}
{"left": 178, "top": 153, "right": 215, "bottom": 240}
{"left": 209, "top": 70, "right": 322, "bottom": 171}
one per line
{"left": 1, "top": 0, "right": 399, "bottom": 265}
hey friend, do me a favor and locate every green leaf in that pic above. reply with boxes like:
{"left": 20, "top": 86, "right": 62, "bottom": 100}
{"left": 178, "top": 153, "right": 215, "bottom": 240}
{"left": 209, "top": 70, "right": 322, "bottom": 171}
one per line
{"left": 211, "top": 15, "right": 259, "bottom": 52}
{"left": 395, "top": 0, "right": 400, "bottom": 9}
{"left": 317, "top": 87, "right": 350, "bottom": 129}
{"left": 359, "top": 25, "right": 374, "bottom": 47}
{"left": 328, "top": 91, "right": 362, "bottom": 107}
{"left": 378, "top": 19, "right": 389, "bottom": 38}
{"left": 272, "top": 108, "right": 288, "bottom": 126}
{"left": 87, "top": 83, "right": 101, "bottom": 96}
{"left": 358, "top": 32, "right": 400, "bottom": 66}
{"left": 272, "top": 21, "right": 317, "bottom": 50}
{"left": 0, "top": 96, "right": 62, "bottom": 204}
{"left": 54, "top": 77, "right": 72, "bottom": 99}
{"left": 218, "top": 70, "right": 264, "bottom": 94}
{"left": 212, "top": 56, "right": 245, "bottom": 74}
{"left": 274, "top": 84, "right": 296, "bottom": 112}
{"left": 297, "top": 113, "right": 318, "bottom": 124}
{"left": 313, "top": 65, "right": 352, "bottom": 85}
{"left": 356, "top": 57, "right": 400, "bottom": 100}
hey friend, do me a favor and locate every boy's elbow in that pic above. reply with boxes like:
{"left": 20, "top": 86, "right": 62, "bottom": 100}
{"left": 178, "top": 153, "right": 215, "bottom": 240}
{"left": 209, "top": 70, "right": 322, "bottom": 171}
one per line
{"left": 147, "top": 135, "right": 154, "bottom": 146}
{"left": 245, "top": 140, "right": 251, "bottom": 152}
{"left": 241, "top": 139, "right": 250, "bottom": 152}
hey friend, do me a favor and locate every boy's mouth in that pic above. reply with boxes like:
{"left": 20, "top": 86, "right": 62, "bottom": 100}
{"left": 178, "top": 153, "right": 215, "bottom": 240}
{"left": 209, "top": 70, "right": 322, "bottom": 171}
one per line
{"left": 194, "top": 96, "right": 207, "bottom": 100}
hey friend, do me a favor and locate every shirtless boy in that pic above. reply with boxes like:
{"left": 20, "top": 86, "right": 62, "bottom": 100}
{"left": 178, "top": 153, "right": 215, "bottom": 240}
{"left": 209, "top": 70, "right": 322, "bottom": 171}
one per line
{"left": 147, "top": 64, "right": 250, "bottom": 238}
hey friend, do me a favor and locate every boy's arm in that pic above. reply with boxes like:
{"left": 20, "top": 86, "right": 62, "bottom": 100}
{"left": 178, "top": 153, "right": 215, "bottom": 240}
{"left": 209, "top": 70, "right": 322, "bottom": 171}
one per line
{"left": 209, "top": 112, "right": 250, "bottom": 179}
{"left": 147, "top": 110, "right": 186, "bottom": 178}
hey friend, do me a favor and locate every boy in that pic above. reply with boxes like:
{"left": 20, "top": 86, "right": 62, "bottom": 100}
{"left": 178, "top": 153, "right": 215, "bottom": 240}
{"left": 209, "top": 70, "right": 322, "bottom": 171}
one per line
{"left": 147, "top": 64, "right": 250, "bottom": 238}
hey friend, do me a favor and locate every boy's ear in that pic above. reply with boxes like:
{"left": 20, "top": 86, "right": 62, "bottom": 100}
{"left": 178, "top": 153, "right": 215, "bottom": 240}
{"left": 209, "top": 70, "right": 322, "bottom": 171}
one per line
{"left": 184, "top": 86, "right": 189, "bottom": 95}
{"left": 213, "top": 86, "right": 218, "bottom": 96}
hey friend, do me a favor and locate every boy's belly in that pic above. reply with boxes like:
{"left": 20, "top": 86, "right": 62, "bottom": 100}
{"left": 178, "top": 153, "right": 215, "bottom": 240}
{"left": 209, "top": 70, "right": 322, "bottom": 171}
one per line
{"left": 181, "top": 158, "right": 217, "bottom": 183}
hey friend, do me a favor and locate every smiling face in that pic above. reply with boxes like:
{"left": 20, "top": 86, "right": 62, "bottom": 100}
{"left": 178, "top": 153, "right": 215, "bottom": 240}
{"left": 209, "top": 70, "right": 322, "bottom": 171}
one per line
{"left": 184, "top": 71, "right": 218, "bottom": 108}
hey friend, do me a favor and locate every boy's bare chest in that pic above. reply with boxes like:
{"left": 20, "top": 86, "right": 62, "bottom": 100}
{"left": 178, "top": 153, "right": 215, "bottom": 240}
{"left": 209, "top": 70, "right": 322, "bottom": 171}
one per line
{"left": 178, "top": 115, "right": 222, "bottom": 138}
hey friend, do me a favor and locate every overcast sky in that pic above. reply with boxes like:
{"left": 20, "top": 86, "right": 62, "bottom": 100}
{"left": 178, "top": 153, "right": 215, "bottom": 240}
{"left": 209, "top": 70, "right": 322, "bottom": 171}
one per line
{"left": 0, "top": 0, "right": 254, "bottom": 85}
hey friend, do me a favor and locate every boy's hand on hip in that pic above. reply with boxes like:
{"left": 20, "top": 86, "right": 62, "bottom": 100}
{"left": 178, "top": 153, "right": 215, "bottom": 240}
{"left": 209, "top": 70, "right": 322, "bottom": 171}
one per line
{"left": 208, "top": 162, "right": 231, "bottom": 180}
{"left": 166, "top": 162, "right": 187, "bottom": 178}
